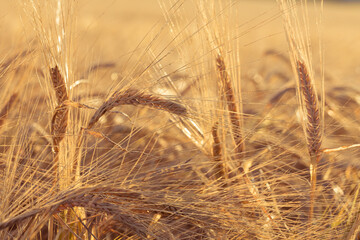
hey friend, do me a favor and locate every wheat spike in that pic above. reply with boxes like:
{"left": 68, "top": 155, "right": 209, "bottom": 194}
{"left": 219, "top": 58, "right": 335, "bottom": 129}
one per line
{"left": 297, "top": 60, "right": 322, "bottom": 222}
{"left": 87, "top": 88, "right": 187, "bottom": 129}
{"left": 297, "top": 60, "right": 322, "bottom": 159}
{"left": 51, "top": 104, "right": 69, "bottom": 153}
{"left": 50, "top": 65, "right": 68, "bottom": 104}
{"left": 49, "top": 66, "right": 69, "bottom": 153}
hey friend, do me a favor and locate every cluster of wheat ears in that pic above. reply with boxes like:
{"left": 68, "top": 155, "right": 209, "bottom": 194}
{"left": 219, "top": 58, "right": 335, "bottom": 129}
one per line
{"left": 0, "top": 0, "right": 360, "bottom": 239}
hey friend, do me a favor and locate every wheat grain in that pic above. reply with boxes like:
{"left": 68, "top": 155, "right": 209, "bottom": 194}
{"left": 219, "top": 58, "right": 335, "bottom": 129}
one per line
{"left": 211, "top": 122, "right": 225, "bottom": 180}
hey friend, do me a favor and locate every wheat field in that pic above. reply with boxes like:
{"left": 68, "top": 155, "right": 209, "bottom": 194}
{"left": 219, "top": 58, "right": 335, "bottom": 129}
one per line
{"left": 1, "top": 0, "right": 360, "bottom": 239}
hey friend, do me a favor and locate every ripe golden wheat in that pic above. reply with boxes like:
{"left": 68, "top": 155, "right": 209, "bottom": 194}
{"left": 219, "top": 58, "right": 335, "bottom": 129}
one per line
{"left": 0, "top": 0, "right": 360, "bottom": 239}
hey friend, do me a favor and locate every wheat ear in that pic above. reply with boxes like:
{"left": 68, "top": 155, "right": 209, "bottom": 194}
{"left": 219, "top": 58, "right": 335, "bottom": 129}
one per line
{"left": 297, "top": 61, "right": 322, "bottom": 159}
{"left": 87, "top": 88, "right": 187, "bottom": 129}
{"left": 0, "top": 187, "right": 145, "bottom": 232}
{"left": 297, "top": 60, "right": 322, "bottom": 221}
{"left": 51, "top": 104, "right": 69, "bottom": 153}
{"left": 50, "top": 65, "right": 68, "bottom": 104}
{"left": 49, "top": 66, "right": 69, "bottom": 153}
{"left": 216, "top": 54, "right": 244, "bottom": 154}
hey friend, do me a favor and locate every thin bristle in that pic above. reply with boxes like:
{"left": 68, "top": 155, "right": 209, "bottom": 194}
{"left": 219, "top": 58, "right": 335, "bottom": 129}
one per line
{"left": 87, "top": 88, "right": 187, "bottom": 129}
{"left": 216, "top": 54, "right": 244, "bottom": 154}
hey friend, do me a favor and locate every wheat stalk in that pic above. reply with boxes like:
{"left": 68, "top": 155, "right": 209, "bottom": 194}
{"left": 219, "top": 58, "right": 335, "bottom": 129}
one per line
{"left": 216, "top": 54, "right": 244, "bottom": 155}
{"left": 277, "top": 0, "right": 324, "bottom": 223}
{"left": 297, "top": 60, "right": 322, "bottom": 222}
{"left": 215, "top": 54, "right": 276, "bottom": 223}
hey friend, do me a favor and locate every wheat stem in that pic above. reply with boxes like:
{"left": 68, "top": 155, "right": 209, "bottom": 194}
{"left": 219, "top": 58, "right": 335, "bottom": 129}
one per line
{"left": 297, "top": 60, "right": 322, "bottom": 222}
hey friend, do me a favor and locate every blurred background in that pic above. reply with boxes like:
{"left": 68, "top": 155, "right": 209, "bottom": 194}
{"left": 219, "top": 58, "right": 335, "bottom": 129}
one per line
{"left": 0, "top": 0, "right": 359, "bottom": 81}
